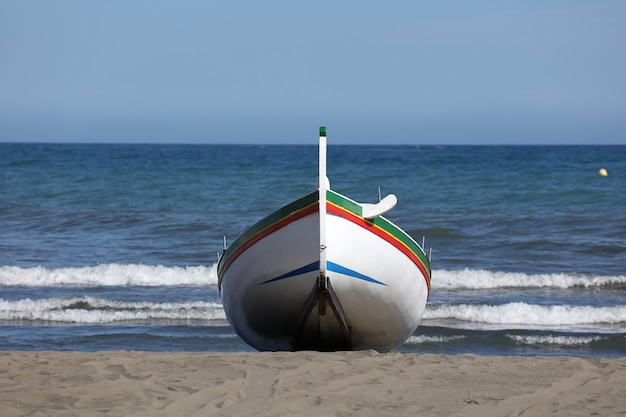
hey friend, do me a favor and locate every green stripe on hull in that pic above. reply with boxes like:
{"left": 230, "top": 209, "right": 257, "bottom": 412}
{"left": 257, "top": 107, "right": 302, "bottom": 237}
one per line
{"left": 326, "top": 190, "right": 362, "bottom": 216}
{"left": 326, "top": 190, "right": 431, "bottom": 276}
{"left": 219, "top": 188, "right": 431, "bottom": 281}
{"left": 219, "top": 190, "right": 318, "bottom": 273}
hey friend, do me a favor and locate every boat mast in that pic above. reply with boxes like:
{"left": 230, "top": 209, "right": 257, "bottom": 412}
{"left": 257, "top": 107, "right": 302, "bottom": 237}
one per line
{"left": 319, "top": 126, "right": 327, "bottom": 278}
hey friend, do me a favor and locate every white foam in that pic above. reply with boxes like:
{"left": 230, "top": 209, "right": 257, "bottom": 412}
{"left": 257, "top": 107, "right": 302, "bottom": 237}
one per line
{"left": 403, "top": 335, "right": 466, "bottom": 345}
{"left": 0, "top": 296, "right": 226, "bottom": 323}
{"left": 432, "top": 269, "right": 626, "bottom": 290}
{"left": 3, "top": 265, "right": 624, "bottom": 290}
{"left": 424, "top": 302, "right": 626, "bottom": 326}
{"left": 0, "top": 264, "right": 218, "bottom": 287}
{"left": 507, "top": 334, "right": 605, "bottom": 346}
{"left": 4, "top": 265, "right": 624, "bottom": 290}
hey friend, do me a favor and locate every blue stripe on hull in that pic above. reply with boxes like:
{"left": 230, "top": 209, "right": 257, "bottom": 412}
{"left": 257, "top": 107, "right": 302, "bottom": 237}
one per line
{"left": 259, "top": 261, "right": 319, "bottom": 285}
{"left": 327, "top": 261, "right": 388, "bottom": 286}
{"left": 259, "top": 261, "right": 387, "bottom": 286}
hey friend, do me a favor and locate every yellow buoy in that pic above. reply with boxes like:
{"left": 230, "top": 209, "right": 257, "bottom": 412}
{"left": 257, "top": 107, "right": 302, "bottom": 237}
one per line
{"left": 598, "top": 168, "right": 608, "bottom": 176}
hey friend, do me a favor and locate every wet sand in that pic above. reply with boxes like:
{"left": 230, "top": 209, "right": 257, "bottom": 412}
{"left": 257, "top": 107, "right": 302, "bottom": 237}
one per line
{"left": 1, "top": 350, "right": 625, "bottom": 416}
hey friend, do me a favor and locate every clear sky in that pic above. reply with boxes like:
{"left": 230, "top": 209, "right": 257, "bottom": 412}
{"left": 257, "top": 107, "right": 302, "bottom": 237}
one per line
{"left": 1, "top": 1, "right": 625, "bottom": 144}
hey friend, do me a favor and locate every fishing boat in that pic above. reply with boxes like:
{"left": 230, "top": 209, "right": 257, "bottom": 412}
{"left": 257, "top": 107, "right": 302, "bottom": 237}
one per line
{"left": 217, "top": 127, "right": 431, "bottom": 352}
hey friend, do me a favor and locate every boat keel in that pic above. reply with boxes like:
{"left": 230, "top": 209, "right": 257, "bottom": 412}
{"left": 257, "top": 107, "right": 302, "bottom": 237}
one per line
{"left": 294, "top": 274, "right": 352, "bottom": 351}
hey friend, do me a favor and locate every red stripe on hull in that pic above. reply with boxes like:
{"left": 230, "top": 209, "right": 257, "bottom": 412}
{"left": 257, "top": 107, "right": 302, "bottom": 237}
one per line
{"left": 327, "top": 203, "right": 431, "bottom": 291}
{"left": 220, "top": 203, "right": 318, "bottom": 277}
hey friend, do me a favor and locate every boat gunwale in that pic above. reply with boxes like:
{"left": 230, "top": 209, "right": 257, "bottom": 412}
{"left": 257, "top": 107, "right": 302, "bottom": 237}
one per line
{"left": 326, "top": 190, "right": 431, "bottom": 291}
{"left": 218, "top": 189, "right": 431, "bottom": 291}
{"left": 218, "top": 190, "right": 319, "bottom": 282}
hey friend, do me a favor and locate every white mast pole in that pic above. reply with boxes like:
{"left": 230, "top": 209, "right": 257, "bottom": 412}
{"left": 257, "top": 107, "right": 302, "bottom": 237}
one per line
{"left": 319, "top": 126, "right": 327, "bottom": 277}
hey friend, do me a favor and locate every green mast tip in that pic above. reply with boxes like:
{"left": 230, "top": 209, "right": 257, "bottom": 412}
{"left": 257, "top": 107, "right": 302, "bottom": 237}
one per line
{"left": 319, "top": 126, "right": 326, "bottom": 137}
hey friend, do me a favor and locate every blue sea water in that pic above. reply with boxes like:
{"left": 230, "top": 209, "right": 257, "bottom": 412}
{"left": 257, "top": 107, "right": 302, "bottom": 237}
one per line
{"left": 1, "top": 142, "right": 625, "bottom": 357}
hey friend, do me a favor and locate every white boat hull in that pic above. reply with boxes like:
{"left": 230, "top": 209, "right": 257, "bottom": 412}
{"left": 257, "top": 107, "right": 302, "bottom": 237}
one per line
{"left": 217, "top": 127, "right": 431, "bottom": 352}
{"left": 220, "top": 209, "right": 321, "bottom": 351}
{"left": 325, "top": 213, "right": 428, "bottom": 351}
{"left": 218, "top": 191, "right": 431, "bottom": 352}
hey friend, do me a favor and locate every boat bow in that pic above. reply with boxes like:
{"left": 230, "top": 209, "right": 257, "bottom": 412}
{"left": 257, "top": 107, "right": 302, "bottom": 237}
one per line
{"left": 217, "top": 127, "right": 431, "bottom": 352}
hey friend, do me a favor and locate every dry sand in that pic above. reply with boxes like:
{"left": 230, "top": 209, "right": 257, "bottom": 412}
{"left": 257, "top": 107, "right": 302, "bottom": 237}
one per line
{"left": 1, "top": 350, "right": 625, "bottom": 416}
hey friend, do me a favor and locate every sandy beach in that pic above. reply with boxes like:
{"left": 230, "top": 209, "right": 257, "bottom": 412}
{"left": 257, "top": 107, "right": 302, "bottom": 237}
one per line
{"left": 1, "top": 350, "right": 624, "bottom": 417}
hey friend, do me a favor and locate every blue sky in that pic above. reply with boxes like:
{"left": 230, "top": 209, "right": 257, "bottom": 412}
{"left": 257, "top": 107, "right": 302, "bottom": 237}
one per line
{"left": 1, "top": 1, "right": 625, "bottom": 144}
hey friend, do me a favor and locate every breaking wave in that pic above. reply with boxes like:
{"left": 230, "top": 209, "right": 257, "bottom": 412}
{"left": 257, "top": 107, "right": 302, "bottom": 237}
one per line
{"left": 506, "top": 334, "right": 606, "bottom": 346}
{"left": 0, "top": 264, "right": 218, "bottom": 287}
{"left": 432, "top": 269, "right": 626, "bottom": 290}
{"left": 403, "top": 335, "right": 466, "bottom": 345}
{"left": 0, "top": 296, "right": 226, "bottom": 323}
{"left": 2, "top": 265, "right": 625, "bottom": 290}
{"left": 424, "top": 302, "right": 626, "bottom": 326}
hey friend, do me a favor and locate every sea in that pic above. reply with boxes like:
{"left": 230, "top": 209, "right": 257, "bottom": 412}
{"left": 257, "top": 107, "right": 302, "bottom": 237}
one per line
{"left": 1, "top": 143, "right": 625, "bottom": 357}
